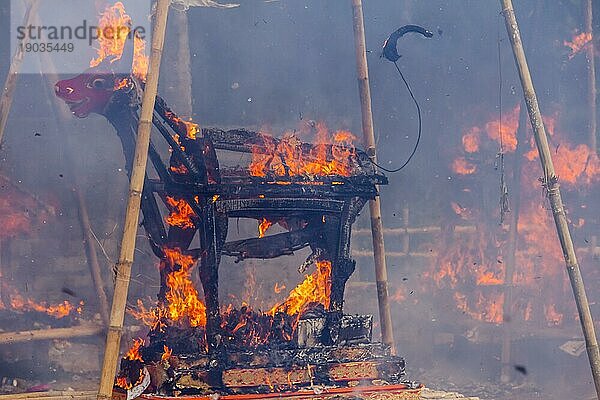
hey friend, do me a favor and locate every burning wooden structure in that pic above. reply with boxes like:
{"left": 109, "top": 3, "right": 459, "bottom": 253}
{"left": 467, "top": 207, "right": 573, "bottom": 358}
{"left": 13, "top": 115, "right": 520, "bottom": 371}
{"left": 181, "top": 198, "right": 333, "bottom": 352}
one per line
{"left": 53, "top": 17, "right": 411, "bottom": 396}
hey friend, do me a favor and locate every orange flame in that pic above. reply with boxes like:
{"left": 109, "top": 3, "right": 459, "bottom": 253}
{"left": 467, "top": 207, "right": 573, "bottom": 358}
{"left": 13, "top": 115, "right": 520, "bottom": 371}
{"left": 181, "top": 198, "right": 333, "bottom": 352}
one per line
{"left": 258, "top": 218, "right": 273, "bottom": 238}
{"left": 451, "top": 157, "right": 477, "bottom": 175}
{"left": 169, "top": 164, "right": 189, "bottom": 174}
{"left": 526, "top": 143, "right": 599, "bottom": 185}
{"left": 129, "top": 248, "right": 206, "bottom": 329}
{"left": 435, "top": 105, "right": 598, "bottom": 326}
{"left": 163, "top": 247, "right": 207, "bottom": 328}
{"left": 128, "top": 299, "right": 167, "bottom": 331}
{"left": 454, "top": 291, "right": 504, "bottom": 324}
{"left": 2, "top": 289, "right": 83, "bottom": 319}
{"left": 164, "top": 110, "right": 200, "bottom": 140}
{"left": 124, "top": 338, "right": 144, "bottom": 362}
{"left": 462, "top": 127, "right": 481, "bottom": 153}
{"left": 564, "top": 32, "right": 593, "bottom": 59}
{"left": 544, "top": 304, "right": 563, "bottom": 326}
{"left": 269, "top": 260, "right": 332, "bottom": 316}
{"left": 90, "top": 2, "right": 148, "bottom": 80}
{"left": 485, "top": 104, "right": 520, "bottom": 152}
{"left": 249, "top": 124, "right": 356, "bottom": 178}
{"left": 116, "top": 338, "right": 145, "bottom": 390}
{"left": 165, "top": 196, "right": 196, "bottom": 229}
{"left": 161, "top": 345, "right": 172, "bottom": 361}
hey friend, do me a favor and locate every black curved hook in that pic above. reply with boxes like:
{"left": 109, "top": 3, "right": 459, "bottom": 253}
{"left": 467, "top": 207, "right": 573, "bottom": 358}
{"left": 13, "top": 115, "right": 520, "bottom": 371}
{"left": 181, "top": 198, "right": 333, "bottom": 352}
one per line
{"left": 382, "top": 24, "right": 433, "bottom": 62}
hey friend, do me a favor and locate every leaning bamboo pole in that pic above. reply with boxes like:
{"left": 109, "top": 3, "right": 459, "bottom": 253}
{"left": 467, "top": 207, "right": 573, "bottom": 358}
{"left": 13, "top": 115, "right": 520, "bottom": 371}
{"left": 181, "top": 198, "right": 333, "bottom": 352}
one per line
{"left": 0, "top": 324, "right": 103, "bottom": 344}
{"left": 350, "top": 0, "right": 395, "bottom": 353}
{"left": 97, "top": 1, "right": 171, "bottom": 398}
{"left": 585, "top": 0, "right": 597, "bottom": 154}
{"left": 500, "top": 0, "right": 600, "bottom": 396}
{"left": 0, "top": 390, "right": 97, "bottom": 400}
{"left": 0, "top": 0, "right": 38, "bottom": 147}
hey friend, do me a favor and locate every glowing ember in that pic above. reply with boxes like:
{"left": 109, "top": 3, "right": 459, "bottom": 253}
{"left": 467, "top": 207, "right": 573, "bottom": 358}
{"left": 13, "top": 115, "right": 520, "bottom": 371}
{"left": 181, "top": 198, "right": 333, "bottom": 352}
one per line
{"left": 258, "top": 218, "right": 273, "bottom": 238}
{"left": 269, "top": 260, "right": 332, "bottom": 316}
{"left": 169, "top": 164, "right": 189, "bottom": 174}
{"left": 165, "top": 196, "right": 196, "bottom": 229}
{"left": 249, "top": 123, "right": 356, "bottom": 178}
{"left": 564, "top": 32, "right": 593, "bottom": 59}
{"left": 90, "top": 2, "right": 148, "bottom": 80}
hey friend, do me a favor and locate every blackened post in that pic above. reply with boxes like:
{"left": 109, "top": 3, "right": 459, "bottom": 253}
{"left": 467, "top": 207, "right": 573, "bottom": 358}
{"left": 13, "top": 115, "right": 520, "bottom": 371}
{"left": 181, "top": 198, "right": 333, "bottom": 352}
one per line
{"left": 501, "top": 0, "right": 600, "bottom": 396}
{"left": 350, "top": 0, "right": 395, "bottom": 354}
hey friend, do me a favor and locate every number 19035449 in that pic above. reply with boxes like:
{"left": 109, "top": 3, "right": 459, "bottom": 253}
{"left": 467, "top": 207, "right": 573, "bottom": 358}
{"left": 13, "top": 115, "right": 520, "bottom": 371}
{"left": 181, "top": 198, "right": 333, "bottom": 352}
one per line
{"left": 19, "top": 42, "right": 74, "bottom": 53}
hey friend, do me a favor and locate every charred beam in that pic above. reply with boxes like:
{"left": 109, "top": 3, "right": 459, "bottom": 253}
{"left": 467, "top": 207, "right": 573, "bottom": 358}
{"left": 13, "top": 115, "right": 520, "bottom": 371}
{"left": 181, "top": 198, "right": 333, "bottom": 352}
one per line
{"left": 221, "top": 227, "right": 319, "bottom": 261}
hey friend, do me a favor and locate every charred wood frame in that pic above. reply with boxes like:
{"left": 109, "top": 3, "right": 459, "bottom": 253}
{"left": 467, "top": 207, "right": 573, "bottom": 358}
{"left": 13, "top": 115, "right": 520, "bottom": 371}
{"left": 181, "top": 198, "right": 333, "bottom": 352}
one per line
{"left": 55, "top": 70, "right": 407, "bottom": 395}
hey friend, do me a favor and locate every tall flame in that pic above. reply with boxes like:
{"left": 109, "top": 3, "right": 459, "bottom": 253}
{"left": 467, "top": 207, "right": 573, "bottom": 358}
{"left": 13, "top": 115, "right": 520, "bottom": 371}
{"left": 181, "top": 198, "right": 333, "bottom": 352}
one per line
{"left": 90, "top": 2, "right": 148, "bottom": 80}
{"left": 269, "top": 260, "right": 332, "bottom": 316}
{"left": 129, "top": 247, "right": 206, "bottom": 329}
{"left": 258, "top": 218, "right": 273, "bottom": 238}
{"left": 163, "top": 248, "right": 207, "bottom": 327}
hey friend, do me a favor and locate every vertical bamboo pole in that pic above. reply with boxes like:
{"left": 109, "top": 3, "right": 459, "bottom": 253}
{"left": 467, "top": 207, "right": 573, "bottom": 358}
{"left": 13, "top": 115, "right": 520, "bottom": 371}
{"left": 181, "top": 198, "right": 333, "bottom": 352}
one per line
{"left": 500, "top": 102, "right": 527, "bottom": 383}
{"left": 501, "top": 1, "right": 600, "bottom": 397}
{"left": 585, "top": 0, "right": 597, "bottom": 154}
{"left": 351, "top": 0, "right": 395, "bottom": 354}
{"left": 0, "top": 0, "right": 38, "bottom": 147}
{"left": 97, "top": 1, "right": 170, "bottom": 398}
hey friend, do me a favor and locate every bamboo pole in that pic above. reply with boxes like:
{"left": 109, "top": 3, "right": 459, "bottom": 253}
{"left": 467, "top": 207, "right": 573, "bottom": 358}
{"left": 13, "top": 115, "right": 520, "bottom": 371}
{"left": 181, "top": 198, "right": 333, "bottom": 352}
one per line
{"left": 586, "top": 0, "right": 597, "bottom": 154}
{"left": 97, "top": 1, "right": 171, "bottom": 398}
{"left": 76, "top": 189, "right": 110, "bottom": 326}
{"left": 0, "top": 390, "right": 97, "bottom": 400}
{"left": 0, "top": 324, "right": 103, "bottom": 344}
{"left": 354, "top": 225, "right": 477, "bottom": 235}
{"left": 0, "top": 0, "right": 38, "bottom": 147}
{"left": 350, "top": 0, "right": 395, "bottom": 354}
{"left": 500, "top": 102, "right": 527, "bottom": 383}
{"left": 500, "top": 1, "right": 600, "bottom": 396}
